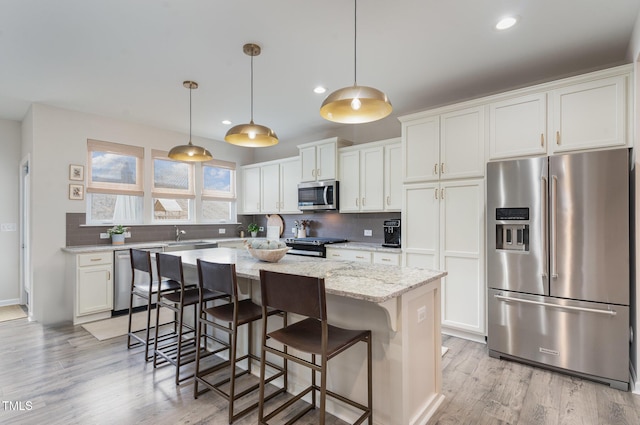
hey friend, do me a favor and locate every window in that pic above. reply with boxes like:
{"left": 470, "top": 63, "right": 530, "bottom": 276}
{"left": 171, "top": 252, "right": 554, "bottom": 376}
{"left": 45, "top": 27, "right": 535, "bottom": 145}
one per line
{"left": 152, "top": 150, "right": 194, "bottom": 221}
{"left": 202, "top": 159, "right": 237, "bottom": 223}
{"left": 86, "top": 140, "right": 144, "bottom": 224}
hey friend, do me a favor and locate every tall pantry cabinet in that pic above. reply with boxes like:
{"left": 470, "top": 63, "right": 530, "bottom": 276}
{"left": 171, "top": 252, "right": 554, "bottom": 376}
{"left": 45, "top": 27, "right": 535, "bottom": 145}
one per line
{"left": 400, "top": 106, "right": 486, "bottom": 342}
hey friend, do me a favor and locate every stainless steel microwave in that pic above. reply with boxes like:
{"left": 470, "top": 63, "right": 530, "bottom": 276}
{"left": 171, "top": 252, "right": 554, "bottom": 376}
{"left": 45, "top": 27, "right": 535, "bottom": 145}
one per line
{"left": 297, "top": 180, "right": 339, "bottom": 211}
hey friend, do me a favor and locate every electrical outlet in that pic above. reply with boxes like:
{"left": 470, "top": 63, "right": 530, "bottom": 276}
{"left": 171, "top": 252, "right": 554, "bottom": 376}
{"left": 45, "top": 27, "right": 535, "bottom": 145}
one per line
{"left": 259, "top": 226, "right": 264, "bottom": 232}
{"left": 417, "top": 306, "right": 427, "bottom": 323}
{"left": 218, "top": 228, "right": 226, "bottom": 234}
{"left": 0, "top": 223, "right": 17, "bottom": 232}
{"left": 99, "top": 233, "right": 109, "bottom": 239}
{"left": 364, "top": 229, "right": 372, "bottom": 237}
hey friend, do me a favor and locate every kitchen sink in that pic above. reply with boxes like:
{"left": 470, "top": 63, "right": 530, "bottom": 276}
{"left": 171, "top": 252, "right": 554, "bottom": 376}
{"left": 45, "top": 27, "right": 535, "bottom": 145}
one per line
{"left": 163, "top": 241, "right": 218, "bottom": 252}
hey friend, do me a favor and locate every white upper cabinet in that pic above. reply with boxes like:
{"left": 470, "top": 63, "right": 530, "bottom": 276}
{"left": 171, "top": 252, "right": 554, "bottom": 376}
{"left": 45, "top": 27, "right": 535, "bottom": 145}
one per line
{"left": 486, "top": 66, "right": 630, "bottom": 160}
{"left": 242, "top": 157, "right": 301, "bottom": 215}
{"left": 278, "top": 157, "right": 301, "bottom": 213}
{"left": 551, "top": 74, "right": 627, "bottom": 153}
{"left": 440, "top": 107, "right": 485, "bottom": 179}
{"left": 401, "top": 106, "right": 485, "bottom": 183}
{"left": 401, "top": 115, "right": 440, "bottom": 182}
{"left": 298, "top": 137, "right": 352, "bottom": 182}
{"left": 338, "top": 139, "right": 399, "bottom": 213}
{"left": 241, "top": 165, "right": 261, "bottom": 214}
{"left": 489, "top": 93, "right": 547, "bottom": 159}
{"left": 384, "top": 142, "right": 402, "bottom": 211}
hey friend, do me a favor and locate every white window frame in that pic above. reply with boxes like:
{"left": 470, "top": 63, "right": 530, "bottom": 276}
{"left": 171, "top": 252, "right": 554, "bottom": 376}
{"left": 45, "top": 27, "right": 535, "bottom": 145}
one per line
{"left": 86, "top": 139, "right": 144, "bottom": 224}
{"left": 201, "top": 159, "right": 237, "bottom": 223}
{"left": 151, "top": 150, "right": 195, "bottom": 223}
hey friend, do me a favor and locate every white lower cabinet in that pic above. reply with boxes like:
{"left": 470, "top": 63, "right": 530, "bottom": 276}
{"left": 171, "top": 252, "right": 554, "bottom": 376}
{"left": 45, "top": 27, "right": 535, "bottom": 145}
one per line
{"left": 373, "top": 251, "right": 401, "bottom": 266}
{"left": 326, "top": 248, "right": 372, "bottom": 263}
{"left": 325, "top": 247, "right": 400, "bottom": 266}
{"left": 74, "top": 251, "right": 113, "bottom": 324}
{"left": 402, "top": 179, "right": 485, "bottom": 341}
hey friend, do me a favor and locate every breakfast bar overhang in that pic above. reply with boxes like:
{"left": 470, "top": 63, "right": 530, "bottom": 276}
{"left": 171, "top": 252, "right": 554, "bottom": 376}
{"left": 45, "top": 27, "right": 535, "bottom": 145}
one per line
{"left": 170, "top": 247, "right": 446, "bottom": 425}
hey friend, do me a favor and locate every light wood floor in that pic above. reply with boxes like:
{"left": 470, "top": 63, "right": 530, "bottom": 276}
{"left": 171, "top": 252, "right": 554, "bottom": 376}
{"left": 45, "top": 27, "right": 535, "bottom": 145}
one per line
{"left": 429, "top": 335, "right": 640, "bottom": 425}
{"left": 1, "top": 318, "right": 639, "bottom": 425}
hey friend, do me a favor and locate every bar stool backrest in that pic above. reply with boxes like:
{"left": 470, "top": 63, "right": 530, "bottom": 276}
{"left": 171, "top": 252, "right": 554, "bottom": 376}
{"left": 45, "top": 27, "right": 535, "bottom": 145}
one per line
{"left": 259, "top": 270, "right": 326, "bottom": 320}
{"left": 131, "top": 249, "right": 153, "bottom": 275}
{"left": 156, "top": 252, "right": 184, "bottom": 289}
{"left": 197, "top": 260, "right": 237, "bottom": 298}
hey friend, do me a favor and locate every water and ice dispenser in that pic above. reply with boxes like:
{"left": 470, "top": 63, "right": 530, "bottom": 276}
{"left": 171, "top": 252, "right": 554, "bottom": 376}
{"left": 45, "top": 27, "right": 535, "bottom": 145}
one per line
{"left": 495, "top": 208, "right": 529, "bottom": 252}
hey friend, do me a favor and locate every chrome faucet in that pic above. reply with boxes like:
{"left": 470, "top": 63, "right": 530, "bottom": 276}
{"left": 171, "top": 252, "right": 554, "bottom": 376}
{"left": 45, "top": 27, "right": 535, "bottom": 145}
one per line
{"left": 174, "top": 225, "right": 186, "bottom": 241}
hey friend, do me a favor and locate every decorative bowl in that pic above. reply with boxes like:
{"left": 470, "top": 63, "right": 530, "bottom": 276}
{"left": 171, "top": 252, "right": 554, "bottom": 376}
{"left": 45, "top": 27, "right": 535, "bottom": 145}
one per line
{"left": 246, "top": 246, "right": 291, "bottom": 263}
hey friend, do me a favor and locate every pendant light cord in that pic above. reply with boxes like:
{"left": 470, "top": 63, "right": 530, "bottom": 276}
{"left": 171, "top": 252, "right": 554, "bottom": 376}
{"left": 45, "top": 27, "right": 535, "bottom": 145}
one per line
{"left": 189, "top": 85, "right": 192, "bottom": 143}
{"left": 353, "top": 0, "right": 358, "bottom": 86}
{"left": 250, "top": 53, "right": 254, "bottom": 123}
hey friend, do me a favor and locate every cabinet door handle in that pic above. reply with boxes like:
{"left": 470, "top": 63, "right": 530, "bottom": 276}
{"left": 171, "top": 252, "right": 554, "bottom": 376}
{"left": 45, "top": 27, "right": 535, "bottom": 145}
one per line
{"left": 107, "top": 271, "right": 111, "bottom": 281}
{"left": 540, "top": 133, "right": 545, "bottom": 147}
{"left": 311, "top": 169, "right": 316, "bottom": 178}
{"left": 440, "top": 163, "right": 445, "bottom": 174}
{"left": 356, "top": 197, "right": 359, "bottom": 206}
{"left": 316, "top": 168, "right": 320, "bottom": 177}
{"left": 434, "top": 188, "right": 438, "bottom": 199}
{"left": 356, "top": 255, "right": 366, "bottom": 259}
{"left": 556, "top": 131, "right": 560, "bottom": 145}
{"left": 382, "top": 258, "right": 391, "bottom": 262}
{"left": 441, "top": 188, "right": 445, "bottom": 199}
{"left": 433, "top": 163, "right": 438, "bottom": 175}
{"left": 386, "top": 196, "right": 390, "bottom": 205}
{"left": 90, "top": 258, "right": 101, "bottom": 262}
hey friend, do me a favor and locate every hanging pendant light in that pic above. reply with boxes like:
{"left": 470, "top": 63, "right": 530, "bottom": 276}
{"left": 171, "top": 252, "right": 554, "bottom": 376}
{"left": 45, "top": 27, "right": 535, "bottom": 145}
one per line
{"left": 320, "top": 0, "right": 392, "bottom": 124}
{"left": 168, "top": 81, "right": 213, "bottom": 162}
{"left": 225, "top": 43, "right": 278, "bottom": 147}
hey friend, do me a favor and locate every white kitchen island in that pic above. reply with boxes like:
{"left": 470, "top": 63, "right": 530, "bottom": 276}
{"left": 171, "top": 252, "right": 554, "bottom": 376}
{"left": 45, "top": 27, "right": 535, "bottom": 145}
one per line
{"left": 171, "top": 247, "right": 446, "bottom": 425}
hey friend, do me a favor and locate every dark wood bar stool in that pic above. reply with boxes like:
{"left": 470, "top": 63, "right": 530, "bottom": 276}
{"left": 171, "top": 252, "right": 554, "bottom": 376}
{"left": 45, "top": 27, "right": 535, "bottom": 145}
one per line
{"left": 126, "top": 248, "right": 181, "bottom": 361}
{"left": 153, "top": 252, "right": 227, "bottom": 385}
{"left": 193, "top": 260, "right": 287, "bottom": 423}
{"left": 258, "top": 269, "right": 373, "bottom": 425}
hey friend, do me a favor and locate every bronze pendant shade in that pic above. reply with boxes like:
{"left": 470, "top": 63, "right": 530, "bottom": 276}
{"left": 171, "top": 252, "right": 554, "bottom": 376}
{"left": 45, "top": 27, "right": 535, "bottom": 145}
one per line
{"left": 168, "top": 81, "right": 213, "bottom": 162}
{"left": 320, "top": 0, "right": 392, "bottom": 124}
{"left": 225, "top": 43, "right": 278, "bottom": 147}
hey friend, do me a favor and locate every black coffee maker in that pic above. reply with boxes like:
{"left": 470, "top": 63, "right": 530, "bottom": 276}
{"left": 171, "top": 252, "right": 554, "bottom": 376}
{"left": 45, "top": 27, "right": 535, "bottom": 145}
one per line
{"left": 382, "top": 219, "right": 401, "bottom": 248}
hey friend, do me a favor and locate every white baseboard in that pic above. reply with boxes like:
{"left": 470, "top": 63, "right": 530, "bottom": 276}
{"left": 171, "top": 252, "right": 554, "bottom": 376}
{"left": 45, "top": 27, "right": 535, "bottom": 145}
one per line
{"left": 0, "top": 299, "right": 21, "bottom": 307}
{"left": 442, "top": 327, "right": 486, "bottom": 344}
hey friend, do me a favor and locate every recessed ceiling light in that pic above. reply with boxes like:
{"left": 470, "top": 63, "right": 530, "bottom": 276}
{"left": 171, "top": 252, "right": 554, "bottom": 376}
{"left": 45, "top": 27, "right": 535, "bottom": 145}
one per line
{"left": 222, "top": 120, "right": 232, "bottom": 125}
{"left": 314, "top": 86, "right": 327, "bottom": 94}
{"left": 496, "top": 16, "right": 518, "bottom": 30}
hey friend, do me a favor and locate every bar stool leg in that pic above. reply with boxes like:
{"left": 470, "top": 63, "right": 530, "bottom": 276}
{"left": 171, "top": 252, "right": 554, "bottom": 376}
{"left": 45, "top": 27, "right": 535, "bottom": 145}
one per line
{"left": 175, "top": 303, "right": 185, "bottom": 385}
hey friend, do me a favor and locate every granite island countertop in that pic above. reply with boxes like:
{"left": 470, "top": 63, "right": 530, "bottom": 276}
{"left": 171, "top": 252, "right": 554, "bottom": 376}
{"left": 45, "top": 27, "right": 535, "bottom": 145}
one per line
{"left": 168, "top": 247, "right": 446, "bottom": 304}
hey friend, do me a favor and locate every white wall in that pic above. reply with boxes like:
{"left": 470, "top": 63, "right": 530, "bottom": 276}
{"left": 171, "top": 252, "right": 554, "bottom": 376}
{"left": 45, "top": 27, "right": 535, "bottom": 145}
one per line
{"left": 0, "top": 119, "right": 21, "bottom": 305}
{"left": 27, "top": 104, "right": 253, "bottom": 324}
{"left": 252, "top": 115, "right": 401, "bottom": 163}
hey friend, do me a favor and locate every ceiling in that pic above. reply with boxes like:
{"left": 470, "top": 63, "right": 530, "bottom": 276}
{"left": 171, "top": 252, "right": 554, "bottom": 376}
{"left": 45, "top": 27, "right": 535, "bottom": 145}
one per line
{"left": 1, "top": 0, "right": 639, "bottom": 146}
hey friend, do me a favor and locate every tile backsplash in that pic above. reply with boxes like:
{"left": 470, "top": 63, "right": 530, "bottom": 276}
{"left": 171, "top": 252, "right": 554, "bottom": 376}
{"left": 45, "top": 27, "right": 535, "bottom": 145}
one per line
{"left": 66, "top": 212, "right": 400, "bottom": 247}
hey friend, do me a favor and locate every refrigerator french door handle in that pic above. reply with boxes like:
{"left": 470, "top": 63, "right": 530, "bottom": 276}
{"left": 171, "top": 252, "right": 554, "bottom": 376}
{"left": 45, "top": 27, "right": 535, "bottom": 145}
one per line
{"left": 494, "top": 294, "right": 617, "bottom": 316}
{"left": 550, "top": 175, "right": 558, "bottom": 278}
{"left": 541, "top": 176, "right": 548, "bottom": 278}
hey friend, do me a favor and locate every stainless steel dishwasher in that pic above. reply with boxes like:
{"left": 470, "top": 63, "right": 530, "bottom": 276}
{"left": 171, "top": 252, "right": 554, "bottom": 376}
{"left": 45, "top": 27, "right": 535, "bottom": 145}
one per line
{"left": 113, "top": 247, "right": 163, "bottom": 315}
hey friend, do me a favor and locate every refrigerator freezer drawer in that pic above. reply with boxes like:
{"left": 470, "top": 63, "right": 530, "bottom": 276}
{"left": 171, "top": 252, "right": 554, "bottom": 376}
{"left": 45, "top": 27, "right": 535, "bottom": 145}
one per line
{"left": 488, "top": 289, "right": 629, "bottom": 387}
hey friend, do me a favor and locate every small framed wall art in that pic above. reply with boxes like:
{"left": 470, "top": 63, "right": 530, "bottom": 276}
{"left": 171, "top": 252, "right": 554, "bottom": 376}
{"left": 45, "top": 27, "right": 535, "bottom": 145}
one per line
{"left": 69, "top": 184, "right": 84, "bottom": 200}
{"left": 69, "top": 164, "right": 84, "bottom": 181}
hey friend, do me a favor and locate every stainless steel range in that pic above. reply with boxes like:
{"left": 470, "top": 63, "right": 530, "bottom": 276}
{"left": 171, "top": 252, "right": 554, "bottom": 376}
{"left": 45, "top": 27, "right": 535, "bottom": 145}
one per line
{"left": 284, "top": 237, "right": 348, "bottom": 258}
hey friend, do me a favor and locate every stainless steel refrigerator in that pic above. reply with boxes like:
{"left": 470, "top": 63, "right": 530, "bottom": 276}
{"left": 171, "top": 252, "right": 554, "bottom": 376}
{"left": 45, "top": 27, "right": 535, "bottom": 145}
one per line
{"left": 486, "top": 148, "right": 631, "bottom": 390}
